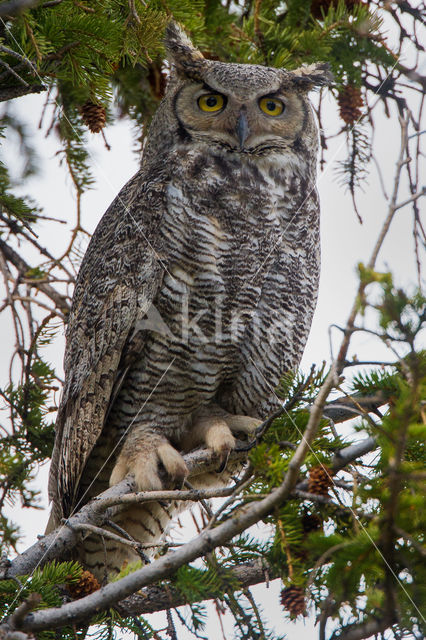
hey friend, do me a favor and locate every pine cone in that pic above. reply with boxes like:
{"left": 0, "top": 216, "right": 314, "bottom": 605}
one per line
{"left": 280, "top": 585, "right": 306, "bottom": 616}
{"left": 308, "top": 465, "right": 334, "bottom": 496}
{"left": 337, "top": 85, "right": 364, "bottom": 125}
{"left": 81, "top": 101, "right": 107, "bottom": 133}
{"left": 67, "top": 570, "right": 101, "bottom": 599}
{"left": 301, "top": 512, "right": 323, "bottom": 534}
{"left": 310, "top": 0, "right": 363, "bottom": 19}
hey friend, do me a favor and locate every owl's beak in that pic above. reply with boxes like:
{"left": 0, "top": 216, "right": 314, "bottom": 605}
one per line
{"left": 236, "top": 110, "right": 250, "bottom": 149}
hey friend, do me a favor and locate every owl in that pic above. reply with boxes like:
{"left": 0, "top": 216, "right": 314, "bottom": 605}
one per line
{"left": 47, "top": 22, "right": 332, "bottom": 580}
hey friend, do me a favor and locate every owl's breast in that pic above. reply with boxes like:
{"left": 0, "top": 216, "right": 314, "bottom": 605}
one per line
{"left": 109, "top": 150, "right": 319, "bottom": 429}
{"left": 155, "top": 150, "right": 317, "bottom": 349}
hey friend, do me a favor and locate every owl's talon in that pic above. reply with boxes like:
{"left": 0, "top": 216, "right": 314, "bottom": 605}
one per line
{"left": 216, "top": 448, "right": 231, "bottom": 473}
{"left": 110, "top": 437, "right": 188, "bottom": 491}
{"left": 157, "top": 442, "right": 188, "bottom": 485}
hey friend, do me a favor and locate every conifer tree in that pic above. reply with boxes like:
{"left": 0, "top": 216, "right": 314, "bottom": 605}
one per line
{"left": 0, "top": 2, "right": 424, "bottom": 639}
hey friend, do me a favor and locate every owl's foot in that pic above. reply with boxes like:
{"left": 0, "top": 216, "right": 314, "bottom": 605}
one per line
{"left": 184, "top": 412, "right": 235, "bottom": 471}
{"left": 197, "top": 416, "right": 235, "bottom": 458}
{"left": 183, "top": 406, "right": 262, "bottom": 471}
{"left": 110, "top": 432, "right": 188, "bottom": 491}
{"left": 223, "top": 414, "right": 262, "bottom": 437}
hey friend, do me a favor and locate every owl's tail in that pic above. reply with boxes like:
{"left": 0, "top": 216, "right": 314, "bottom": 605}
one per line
{"left": 80, "top": 499, "right": 185, "bottom": 581}
{"left": 77, "top": 464, "right": 240, "bottom": 582}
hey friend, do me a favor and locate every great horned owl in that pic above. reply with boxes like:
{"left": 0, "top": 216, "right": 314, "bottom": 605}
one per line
{"left": 47, "top": 23, "right": 332, "bottom": 579}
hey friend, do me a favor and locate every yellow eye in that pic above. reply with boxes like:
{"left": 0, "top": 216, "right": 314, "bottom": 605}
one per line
{"left": 198, "top": 93, "right": 225, "bottom": 113}
{"left": 259, "top": 97, "right": 284, "bottom": 116}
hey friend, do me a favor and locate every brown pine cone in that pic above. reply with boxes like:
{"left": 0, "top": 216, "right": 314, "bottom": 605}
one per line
{"left": 67, "top": 570, "right": 101, "bottom": 599}
{"left": 81, "top": 101, "right": 107, "bottom": 133}
{"left": 308, "top": 465, "right": 334, "bottom": 496}
{"left": 337, "top": 85, "right": 364, "bottom": 125}
{"left": 280, "top": 585, "right": 306, "bottom": 616}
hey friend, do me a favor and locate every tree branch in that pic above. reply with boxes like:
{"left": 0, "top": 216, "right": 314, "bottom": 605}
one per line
{"left": 0, "top": 238, "right": 70, "bottom": 314}
{"left": 4, "top": 448, "right": 246, "bottom": 579}
{"left": 329, "top": 616, "right": 394, "bottom": 640}
{"left": 115, "top": 561, "right": 276, "bottom": 617}
{"left": 0, "top": 84, "right": 46, "bottom": 102}
{"left": 4, "top": 429, "right": 379, "bottom": 582}
{"left": 331, "top": 436, "right": 377, "bottom": 472}
{"left": 17, "top": 367, "right": 336, "bottom": 631}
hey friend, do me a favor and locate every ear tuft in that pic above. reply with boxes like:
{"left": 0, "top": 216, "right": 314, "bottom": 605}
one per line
{"left": 289, "top": 62, "right": 334, "bottom": 90}
{"left": 164, "top": 21, "right": 206, "bottom": 80}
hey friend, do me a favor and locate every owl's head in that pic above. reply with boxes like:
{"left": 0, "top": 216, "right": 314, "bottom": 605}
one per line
{"left": 144, "top": 23, "right": 332, "bottom": 162}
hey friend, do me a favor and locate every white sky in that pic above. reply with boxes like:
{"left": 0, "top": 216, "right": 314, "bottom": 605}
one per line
{"left": 1, "top": 28, "right": 425, "bottom": 639}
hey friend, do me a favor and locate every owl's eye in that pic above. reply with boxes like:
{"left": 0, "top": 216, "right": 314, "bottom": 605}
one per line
{"left": 259, "top": 97, "right": 285, "bottom": 117}
{"left": 198, "top": 94, "right": 225, "bottom": 113}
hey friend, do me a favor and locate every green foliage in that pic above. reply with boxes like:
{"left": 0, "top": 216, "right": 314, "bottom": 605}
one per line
{"left": 0, "top": 328, "right": 57, "bottom": 550}
{"left": 350, "top": 367, "right": 399, "bottom": 397}
{"left": 0, "top": 560, "right": 82, "bottom": 640}
{"left": 0, "top": 123, "right": 40, "bottom": 224}
{"left": 173, "top": 563, "right": 236, "bottom": 603}
{"left": 112, "top": 612, "right": 161, "bottom": 639}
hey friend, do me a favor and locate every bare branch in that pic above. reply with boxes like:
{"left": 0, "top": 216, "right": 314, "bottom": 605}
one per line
{"left": 393, "top": 186, "right": 426, "bottom": 211}
{"left": 331, "top": 437, "right": 377, "bottom": 473}
{"left": 0, "top": 45, "right": 37, "bottom": 73}
{"left": 4, "top": 430, "right": 379, "bottom": 582}
{"left": 0, "top": 593, "right": 42, "bottom": 640}
{"left": 8, "top": 593, "right": 42, "bottom": 630}
{"left": 323, "top": 393, "right": 388, "bottom": 424}
{"left": 0, "top": 84, "right": 46, "bottom": 102}
{"left": 337, "top": 114, "right": 410, "bottom": 367}
{"left": 330, "top": 616, "right": 394, "bottom": 640}
{"left": 115, "top": 561, "right": 275, "bottom": 617}
{"left": 5, "top": 449, "right": 245, "bottom": 579}
{"left": 0, "top": 238, "right": 70, "bottom": 314}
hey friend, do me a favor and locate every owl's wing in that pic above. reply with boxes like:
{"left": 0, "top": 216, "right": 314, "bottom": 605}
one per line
{"left": 48, "top": 169, "right": 168, "bottom": 524}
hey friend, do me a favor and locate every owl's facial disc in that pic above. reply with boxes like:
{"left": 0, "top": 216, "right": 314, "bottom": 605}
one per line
{"left": 174, "top": 80, "right": 308, "bottom": 155}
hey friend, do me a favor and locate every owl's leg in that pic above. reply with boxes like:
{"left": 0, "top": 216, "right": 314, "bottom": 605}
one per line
{"left": 110, "top": 426, "right": 188, "bottom": 491}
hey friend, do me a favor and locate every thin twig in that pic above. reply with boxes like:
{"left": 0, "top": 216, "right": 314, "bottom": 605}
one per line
{"left": 337, "top": 114, "right": 410, "bottom": 367}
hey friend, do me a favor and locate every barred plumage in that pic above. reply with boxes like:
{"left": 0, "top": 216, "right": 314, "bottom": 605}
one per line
{"left": 47, "top": 22, "right": 332, "bottom": 578}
